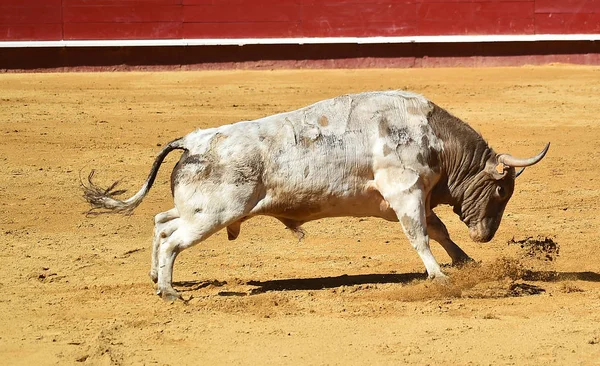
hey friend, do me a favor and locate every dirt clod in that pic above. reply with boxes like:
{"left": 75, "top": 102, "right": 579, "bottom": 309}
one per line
{"left": 508, "top": 236, "right": 559, "bottom": 261}
{"left": 508, "top": 282, "right": 545, "bottom": 296}
{"left": 75, "top": 354, "right": 89, "bottom": 362}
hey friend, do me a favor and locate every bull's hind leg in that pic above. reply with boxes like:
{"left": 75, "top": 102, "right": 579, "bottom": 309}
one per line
{"left": 156, "top": 214, "right": 238, "bottom": 300}
{"left": 150, "top": 208, "right": 179, "bottom": 283}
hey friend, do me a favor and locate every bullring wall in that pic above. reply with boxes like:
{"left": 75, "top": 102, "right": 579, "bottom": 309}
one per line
{"left": 1, "top": 0, "right": 599, "bottom": 70}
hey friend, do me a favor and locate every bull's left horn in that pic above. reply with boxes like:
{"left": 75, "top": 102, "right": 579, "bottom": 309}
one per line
{"left": 498, "top": 142, "right": 550, "bottom": 168}
{"left": 515, "top": 167, "right": 526, "bottom": 178}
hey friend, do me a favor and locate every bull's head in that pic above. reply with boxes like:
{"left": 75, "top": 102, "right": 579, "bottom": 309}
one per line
{"left": 457, "top": 143, "right": 550, "bottom": 243}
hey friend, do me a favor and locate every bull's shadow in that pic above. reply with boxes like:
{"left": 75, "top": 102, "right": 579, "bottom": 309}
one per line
{"left": 174, "top": 270, "right": 600, "bottom": 296}
{"left": 245, "top": 270, "right": 600, "bottom": 295}
{"left": 246, "top": 272, "right": 426, "bottom": 294}
{"left": 522, "top": 270, "right": 600, "bottom": 282}
{"left": 173, "top": 272, "right": 426, "bottom": 295}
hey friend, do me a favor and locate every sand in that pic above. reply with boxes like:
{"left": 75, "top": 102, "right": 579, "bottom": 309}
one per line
{"left": 1, "top": 66, "right": 600, "bottom": 365}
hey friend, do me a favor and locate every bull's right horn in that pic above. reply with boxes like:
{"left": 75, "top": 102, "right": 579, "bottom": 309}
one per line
{"left": 497, "top": 143, "right": 550, "bottom": 168}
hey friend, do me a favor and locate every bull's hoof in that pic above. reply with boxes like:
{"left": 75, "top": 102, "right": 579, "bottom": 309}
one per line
{"left": 156, "top": 287, "right": 182, "bottom": 301}
{"left": 149, "top": 271, "right": 158, "bottom": 284}
{"left": 451, "top": 256, "right": 476, "bottom": 268}
{"left": 428, "top": 272, "right": 450, "bottom": 285}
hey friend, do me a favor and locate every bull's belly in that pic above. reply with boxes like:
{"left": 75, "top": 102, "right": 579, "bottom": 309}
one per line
{"left": 250, "top": 188, "right": 399, "bottom": 223}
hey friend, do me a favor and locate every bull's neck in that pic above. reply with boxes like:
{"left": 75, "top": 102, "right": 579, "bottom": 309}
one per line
{"left": 427, "top": 103, "right": 494, "bottom": 208}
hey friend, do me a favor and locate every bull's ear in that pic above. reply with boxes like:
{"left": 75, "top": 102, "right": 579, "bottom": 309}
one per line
{"left": 494, "top": 161, "right": 507, "bottom": 175}
{"left": 486, "top": 158, "right": 508, "bottom": 179}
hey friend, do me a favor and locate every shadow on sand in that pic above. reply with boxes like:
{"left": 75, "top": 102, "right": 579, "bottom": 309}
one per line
{"left": 173, "top": 270, "right": 600, "bottom": 296}
{"left": 174, "top": 279, "right": 227, "bottom": 292}
{"left": 523, "top": 270, "right": 600, "bottom": 282}
{"left": 247, "top": 272, "right": 427, "bottom": 295}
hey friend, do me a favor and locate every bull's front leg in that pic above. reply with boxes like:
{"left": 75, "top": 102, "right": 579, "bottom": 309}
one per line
{"left": 426, "top": 211, "right": 473, "bottom": 266}
{"left": 376, "top": 174, "right": 446, "bottom": 280}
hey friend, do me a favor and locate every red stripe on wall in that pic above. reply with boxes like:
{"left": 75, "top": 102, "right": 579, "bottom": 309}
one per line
{"left": 302, "top": 3, "right": 417, "bottom": 23}
{"left": 418, "top": 2, "right": 535, "bottom": 35}
{"left": 0, "top": 24, "right": 62, "bottom": 40}
{"left": 417, "top": 2, "right": 536, "bottom": 22}
{"left": 416, "top": 0, "right": 532, "bottom": 2}
{"left": 0, "top": 7, "right": 62, "bottom": 25}
{"left": 302, "top": 22, "right": 418, "bottom": 37}
{"left": 182, "top": 0, "right": 298, "bottom": 5}
{"left": 183, "top": 5, "right": 300, "bottom": 23}
{"left": 63, "top": 22, "right": 182, "bottom": 39}
{"left": 535, "top": 13, "right": 600, "bottom": 34}
{"left": 300, "top": 3, "right": 418, "bottom": 37}
{"left": 0, "top": 0, "right": 61, "bottom": 6}
{"left": 63, "top": 5, "right": 183, "bottom": 23}
{"left": 62, "top": 0, "right": 183, "bottom": 5}
{"left": 183, "top": 22, "right": 301, "bottom": 38}
{"left": 535, "top": 0, "right": 600, "bottom": 14}
{"left": 298, "top": 0, "right": 414, "bottom": 4}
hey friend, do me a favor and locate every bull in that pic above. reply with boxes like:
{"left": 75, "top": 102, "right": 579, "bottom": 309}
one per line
{"left": 83, "top": 90, "right": 549, "bottom": 300}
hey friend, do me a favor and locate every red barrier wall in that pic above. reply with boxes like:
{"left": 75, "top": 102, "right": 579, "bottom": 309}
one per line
{"left": 1, "top": 0, "right": 599, "bottom": 41}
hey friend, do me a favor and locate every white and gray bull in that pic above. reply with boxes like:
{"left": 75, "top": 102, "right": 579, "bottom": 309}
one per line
{"left": 83, "top": 90, "right": 549, "bottom": 300}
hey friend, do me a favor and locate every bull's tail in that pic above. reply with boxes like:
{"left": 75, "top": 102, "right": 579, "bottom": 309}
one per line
{"left": 83, "top": 137, "right": 186, "bottom": 215}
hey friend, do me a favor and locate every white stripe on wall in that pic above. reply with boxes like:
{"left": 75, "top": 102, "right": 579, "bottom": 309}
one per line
{"left": 1, "top": 34, "right": 600, "bottom": 48}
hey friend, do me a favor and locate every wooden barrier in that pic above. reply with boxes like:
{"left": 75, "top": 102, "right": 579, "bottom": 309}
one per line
{"left": 1, "top": 0, "right": 599, "bottom": 41}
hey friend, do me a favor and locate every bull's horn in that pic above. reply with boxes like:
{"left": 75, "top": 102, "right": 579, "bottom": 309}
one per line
{"left": 498, "top": 142, "right": 550, "bottom": 168}
{"left": 515, "top": 167, "right": 526, "bottom": 178}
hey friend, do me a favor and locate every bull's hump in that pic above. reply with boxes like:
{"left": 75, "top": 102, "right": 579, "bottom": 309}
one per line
{"left": 180, "top": 90, "right": 433, "bottom": 152}
{"left": 287, "top": 90, "right": 431, "bottom": 133}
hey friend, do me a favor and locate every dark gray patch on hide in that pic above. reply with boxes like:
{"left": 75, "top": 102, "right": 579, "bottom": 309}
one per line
{"left": 170, "top": 150, "right": 189, "bottom": 196}
{"left": 378, "top": 117, "right": 389, "bottom": 138}
{"left": 173, "top": 154, "right": 219, "bottom": 188}
{"left": 317, "top": 134, "right": 345, "bottom": 149}
{"left": 400, "top": 214, "right": 418, "bottom": 241}
{"left": 416, "top": 133, "right": 440, "bottom": 171}
{"left": 417, "top": 149, "right": 440, "bottom": 172}
{"left": 387, "top": 126, "right": 411, "bottom": 145}
{"left": 378, "top": 117, "right": 411, "bottom": 145}
{"left": 297, "top": 123, "right": 345, "bottom": 150}
{"left": 230, "top": 155, "right": 262, "bottom": 184}
{"left": 172, "top": 133, "right": 229, "bottom": 188}
{"left": 421, "top": 134, "right": 429, "bottom": 147}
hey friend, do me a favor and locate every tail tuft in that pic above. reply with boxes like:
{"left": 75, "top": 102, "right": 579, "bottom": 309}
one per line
{"left": 82, "top": 170, "right": 135, "bottom": 215}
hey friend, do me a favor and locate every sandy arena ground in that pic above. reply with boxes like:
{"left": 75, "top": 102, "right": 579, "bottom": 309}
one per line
{"left": 1, "top": 66, "right": 600, "bottom": 365}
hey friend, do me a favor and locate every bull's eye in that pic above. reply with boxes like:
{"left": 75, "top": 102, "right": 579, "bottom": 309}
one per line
{"left": 496, "top": 185, "right": 506, "bottom": 199}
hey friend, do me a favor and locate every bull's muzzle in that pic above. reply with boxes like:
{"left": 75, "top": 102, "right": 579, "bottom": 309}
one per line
{"left": 469, "top": 225, "right": 495, "bottom": 243}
